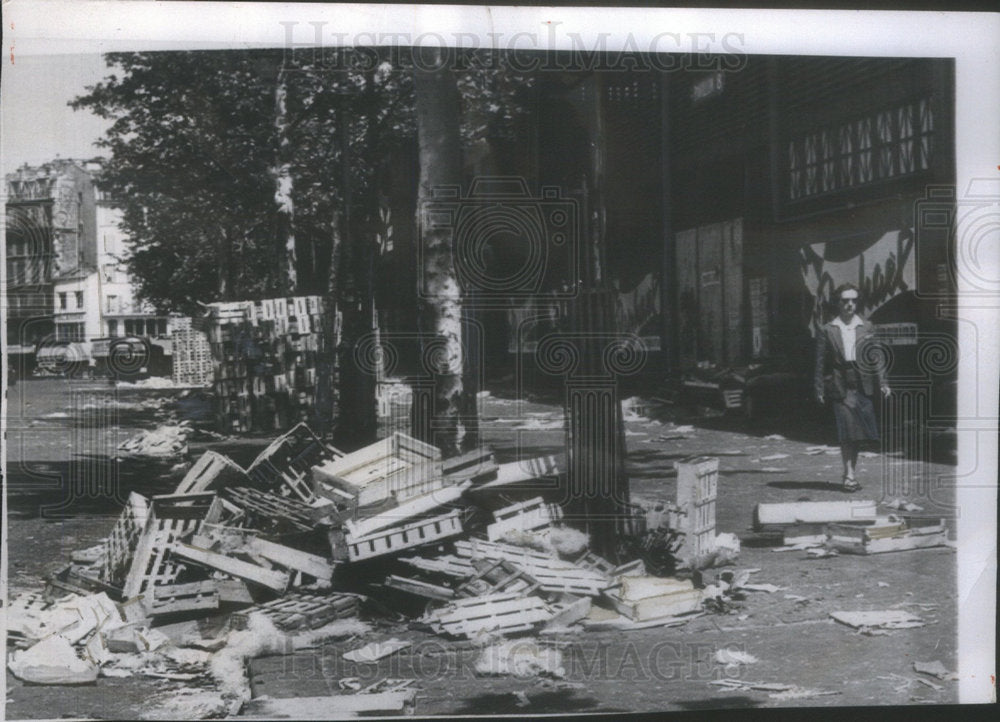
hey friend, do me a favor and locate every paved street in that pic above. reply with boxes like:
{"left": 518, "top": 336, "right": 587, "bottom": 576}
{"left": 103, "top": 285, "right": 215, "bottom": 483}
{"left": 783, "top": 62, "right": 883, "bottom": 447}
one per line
{"left": 4, "top": 378, "right": 959, "bottom": 717}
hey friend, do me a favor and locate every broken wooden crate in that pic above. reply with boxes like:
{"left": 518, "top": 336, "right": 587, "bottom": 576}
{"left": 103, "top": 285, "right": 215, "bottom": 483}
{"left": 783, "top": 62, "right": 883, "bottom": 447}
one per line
{"left": 311, "top": 432, "right": 442, "bottom": 507}
{"left": 247, "top": 421, "right": 344, "bottom": 503}
{"left": 427, "top": 591, "right": 554, "bottom": 638}
{"left": 826, "top": 516, "right": 948, "bottom": 554}
{"left": 345, "top": 509, "right": 464, "bottom": 562}
{"left": 753, "top": 499, "right": 878, "bottom": 530}
{"left": 486, "top": 496, "right": 564, "bottom": 541}
{"left": 670, "top": 456, "right": 718, "bottom": 567}
{"left": 231, "top": 592, "right": 359, "bottom": 631}
{"left": 122, "top": 492, "right": 217, "bottom": 601}
{"left": 173, "top": 450, "right": 249, "bottom": 495}
{"left": 603, "top": 575, "right": 704, "bottom": 622}
{"left": 454, "top": 539, "right": 611, "bottom": 596}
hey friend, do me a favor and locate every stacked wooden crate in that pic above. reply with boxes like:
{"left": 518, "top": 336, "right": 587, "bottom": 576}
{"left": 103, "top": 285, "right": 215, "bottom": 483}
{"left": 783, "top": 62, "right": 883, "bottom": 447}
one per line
{"left": 203, "top": 296, "right": 334, "bottom": 434}
{"left": 171, "top": 319, "right": 214, "bottom": 387}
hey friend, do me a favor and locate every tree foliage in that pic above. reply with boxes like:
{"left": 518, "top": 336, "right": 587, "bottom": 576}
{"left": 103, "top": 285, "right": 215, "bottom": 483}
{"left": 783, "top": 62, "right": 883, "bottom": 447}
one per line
{"left": 71, "top": 48, "right": 535, "bottom": 318}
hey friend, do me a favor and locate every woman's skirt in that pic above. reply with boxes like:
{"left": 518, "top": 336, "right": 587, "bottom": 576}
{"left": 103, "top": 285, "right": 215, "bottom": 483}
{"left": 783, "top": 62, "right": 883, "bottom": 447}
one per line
{"left": 833, "top": 390, "right": 880, "bottom": 443}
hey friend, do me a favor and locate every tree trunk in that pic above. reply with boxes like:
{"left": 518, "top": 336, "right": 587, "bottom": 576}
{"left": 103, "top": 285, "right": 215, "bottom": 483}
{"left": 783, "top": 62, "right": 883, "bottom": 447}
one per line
{"left": 272, "top": 65, "right": 298, "bottom": 293}
{"left": 414, "top": 51, "right": 465, "bottom": 458}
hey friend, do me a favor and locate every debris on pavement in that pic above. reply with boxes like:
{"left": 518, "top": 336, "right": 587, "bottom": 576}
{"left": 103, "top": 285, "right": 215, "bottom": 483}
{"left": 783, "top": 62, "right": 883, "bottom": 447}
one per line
{"left": 753, "top": 500, "right": 878, "bottom": 528}
{"left": 342, "top": 638, "right": 411, "bottom": 663}
{"left": 714, "top": 647, "right": 759, "bottom": 671}
{"left": 827, "top": 517, "right": 949, "bottom": 554}
{"left": 29, "top": 410, "right": 951, "bottom": 714}
{"left": 913, "top": 660, "right": 958, "bottom": 681}
{"left": 7, "top": 635, "right": 99, "bottom": 685}
{"left": 117, "top": 423, "right": 192, "bottom": 459}
{"left": 830, "top": 610, "right": 926, "bottom": 631}
{"left": 474, "top": 639, "right": 566, "bottom": 678}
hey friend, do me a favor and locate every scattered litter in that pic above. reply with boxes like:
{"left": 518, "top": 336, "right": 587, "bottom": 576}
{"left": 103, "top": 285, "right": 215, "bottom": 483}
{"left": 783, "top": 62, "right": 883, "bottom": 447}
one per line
{"left": 806, "top": 547, "right": 838, "bottom": 558}
{"left": 741, "top": 583, "right": 782, "bottom": 593}
{"left": 913, "top": 660, "right": 958, "bottom": 681}
{"left": 671, "top": 425, "right": 696, "bottom": 433}
{"left": 342, "top": 638, "right": 411, "bottom": 663}
{"left": 830, "top": 610, "right": 925, "bottom": 631}
{"left": 763, "top": 434, "right": 786, "bottom": 441}
{"left": 713, "top": 647, "right": 759, "bottom": 672}
{"left": 117, "top": 423, "right": 191, "bottom": 459}
{"left": 784, "top": 594, "right": 807, "bottom": 602}
{"left": 759, "top": 453, "right": 789, "bottom": 461}
{"left": 475, "top": 640, "right": 566, "bottom": 678}
{"left": 710, "top": 679, "right": 793, "bottom": 693}
{"left": 7, "top": 635, "right": 98, "bottom": 685}
{"left": 884, "top": 498, "right": 925, "bottom": 512}
{"left": 513, "top": 690, "right": 531, "bottom": 707}
{"left": 914, "top": 677, "right": 943, "bottom": 690}
{"left": 769, "top": 686, "right": 841, "bottom": 700}
{"left": 877, "top": 582, "right": 890, "bottom": 588}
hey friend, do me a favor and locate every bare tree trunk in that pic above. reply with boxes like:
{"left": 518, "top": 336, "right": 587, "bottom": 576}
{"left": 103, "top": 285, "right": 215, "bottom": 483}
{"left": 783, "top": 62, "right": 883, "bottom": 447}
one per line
{"left": 414, "top": 51, "right": 465, "bottom": 458}
{"left": 272, "top": 64, "right": 297, "bottom": 293}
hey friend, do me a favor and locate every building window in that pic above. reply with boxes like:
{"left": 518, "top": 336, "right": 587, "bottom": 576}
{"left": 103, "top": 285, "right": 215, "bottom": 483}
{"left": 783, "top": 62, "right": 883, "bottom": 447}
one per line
{"left": 125, "top": 319, "right": 137, "bottom": 336}
{"left": 106, "top": 295, "right": 118, "bottom": 314}
{"left": 788, "top": 97, "right": 933, "bottom": 201}
{"left": 157, "top": 319, "right": 168, "bottom": 337}
{"left": 75, "top": 291, "right": 84, "bottom": 308}
{"left": 108, "top": 319, "right": 118, "bottom": 336}
{"left": 59, "top": 292, "right": 68, "bottom": 310}
{"left": 56, "top": 323, "right": 85, "bottom": 342}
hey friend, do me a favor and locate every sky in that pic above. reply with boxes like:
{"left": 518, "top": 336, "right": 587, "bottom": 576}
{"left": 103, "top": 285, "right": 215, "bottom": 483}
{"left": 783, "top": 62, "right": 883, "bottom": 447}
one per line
{"left": 1, "top": 53, "right": 115, "bottom": 176}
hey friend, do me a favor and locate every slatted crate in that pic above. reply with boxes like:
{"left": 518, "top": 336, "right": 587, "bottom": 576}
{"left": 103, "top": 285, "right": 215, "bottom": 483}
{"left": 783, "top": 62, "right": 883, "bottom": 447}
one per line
{"left": 122, "top": 492, "right": 217, "bottom": 601}
{"left": 221, "top": 486, "right": 320, "bottom": 534}
{"left": 429, "top": 592, "right": 554, "bottom": 638}
{"left": 98, "top": 492, "right": 151, "bottom": 589}
{"left": 671, "top": 456, "right": 718, "bottom": 568}
{"left": 230, "top": 592, "right": 358, "bottom": 631}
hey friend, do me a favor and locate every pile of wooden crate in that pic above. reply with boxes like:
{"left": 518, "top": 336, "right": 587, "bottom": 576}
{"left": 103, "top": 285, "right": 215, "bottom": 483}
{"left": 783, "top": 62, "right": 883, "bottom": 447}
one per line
{"left": 200, "top": 297, "right": 335, "bottom": 433}
{"left": 170, "top": 316, "right": 214, "bottom": 387}
{"left": 27, "top": 423, "right": 718, "bottom": 672}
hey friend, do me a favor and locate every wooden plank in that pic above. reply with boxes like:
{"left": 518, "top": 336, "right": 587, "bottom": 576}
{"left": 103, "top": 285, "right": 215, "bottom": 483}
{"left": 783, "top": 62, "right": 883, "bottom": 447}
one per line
{"left": 470, "top": 455, "right": 564, "bottom": 493}
{"left": 346, "top": 510, "right": 464, "bottom": 561}
{"left": 246, "top": 690, "right": 416, "bottom": 717}
{"left": 344, "top": 481, "right": 471, "bottom": 539}
{"left": 173, "top": 451, "right": 247, "bottom": 495}
{"left": 486, "top": 496, "right": 562, "bottom": 541}
{"left": 244, "top": 537, "right": 336, "bottom": 581}
{"left": 384, "top": 575, "right": 455, "bottom": 601}
{"left": 172, "top": 543, "right": 289, "bottom": 592}
{"left": 430, "top": 592, "right": 553, "bottom": 638}
{"left": 753, "top": 500, "right": 878, "bottom": 528}
{"left": 455, "top": 538, "right": 580, "bottom": 570}
{"left": 215, "top": 578, "right": 254, "bottom": 605}
{"left": 398, "top": 554, "right": 475, "bottom": 578}
{"left": 148, "top": 580, "right": 220, "bottom": 616}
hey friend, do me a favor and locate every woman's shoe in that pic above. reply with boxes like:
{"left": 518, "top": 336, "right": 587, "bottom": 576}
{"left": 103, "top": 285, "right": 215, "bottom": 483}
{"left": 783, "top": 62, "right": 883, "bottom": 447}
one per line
{"left": 842, "top": 476, "right": 862, "bottom": 492}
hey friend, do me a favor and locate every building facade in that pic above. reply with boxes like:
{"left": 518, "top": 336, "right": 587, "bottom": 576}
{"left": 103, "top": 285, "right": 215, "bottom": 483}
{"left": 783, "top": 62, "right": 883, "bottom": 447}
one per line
{"left": 5, "top": 159, "right": 174, "bottom": 374}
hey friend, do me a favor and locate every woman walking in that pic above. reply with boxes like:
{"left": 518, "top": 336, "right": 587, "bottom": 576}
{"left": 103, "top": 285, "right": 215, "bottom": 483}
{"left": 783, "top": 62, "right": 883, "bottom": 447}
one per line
{"left": 814, "top": 283, "right": 891, "bottom": 491}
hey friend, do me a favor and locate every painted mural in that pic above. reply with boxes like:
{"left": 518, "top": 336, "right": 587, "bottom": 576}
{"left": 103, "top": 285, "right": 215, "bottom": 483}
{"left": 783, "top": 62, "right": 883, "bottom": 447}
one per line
{"left": 800, "top": 228, "right": 915, "bottom": 333}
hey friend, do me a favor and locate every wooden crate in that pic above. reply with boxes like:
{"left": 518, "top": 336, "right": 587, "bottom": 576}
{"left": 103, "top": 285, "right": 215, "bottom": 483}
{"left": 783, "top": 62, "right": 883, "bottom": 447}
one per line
{"left": 231, "top": 592, "right": 358, "bottom": 631}
{"left": 122, "top": 493, "right": 216, "bottom": 600}
{"left": 429, "top": 592, "right": 553, "bottom": 638}
{"left": 98, "top": 492, "right": 151, "bottom": 588}
{"left": 672, "top": 456, "right": 718, "bottom": 567}
{"left": 346, "top": 510, "right": 464, "bottom": 561}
